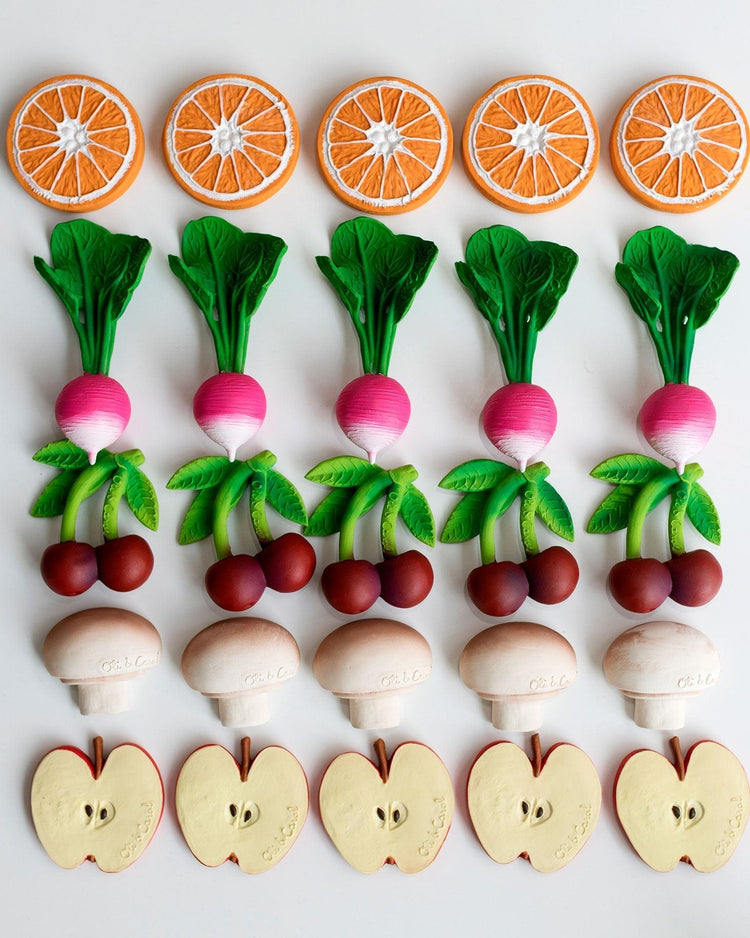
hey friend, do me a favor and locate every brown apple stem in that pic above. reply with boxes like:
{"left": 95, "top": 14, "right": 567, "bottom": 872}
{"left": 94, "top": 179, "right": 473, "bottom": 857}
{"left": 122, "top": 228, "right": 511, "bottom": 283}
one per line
{"left": 240, "top": 737, "right": 251, "bottom": 782}
{"left": 92, "top": 736, "right": 104, "bottom": 780}
{"left": 530, "top": 733, "right": 542, "bottom": 778}
{"left": 670, "top": 736, "right": 686, "bottom": 781}
{"left": 374, "top": 738, "right": 389, "bottom": 783}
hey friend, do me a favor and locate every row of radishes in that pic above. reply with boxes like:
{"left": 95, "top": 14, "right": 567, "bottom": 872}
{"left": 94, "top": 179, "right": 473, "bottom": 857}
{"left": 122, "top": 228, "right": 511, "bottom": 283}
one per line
{"left": 32, "top": 218, "right": 735, "bottom": 617}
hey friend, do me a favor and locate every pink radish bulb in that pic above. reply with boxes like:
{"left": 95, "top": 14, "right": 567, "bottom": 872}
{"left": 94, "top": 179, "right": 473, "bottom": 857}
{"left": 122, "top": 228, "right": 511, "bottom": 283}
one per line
{"left": 55, "top": 374, "right": 131, "bottom": 464}
{"left": 481, "top": 383, "right": 557, "bottom": 470}
{"left": 335, "top": 373, "right": 411, "bottom": 462}
{"left": 193, "top": 372, "right": 267, "bottom": 462}
{"left": 639, "top": 383, "right": 716, "bottom": 473}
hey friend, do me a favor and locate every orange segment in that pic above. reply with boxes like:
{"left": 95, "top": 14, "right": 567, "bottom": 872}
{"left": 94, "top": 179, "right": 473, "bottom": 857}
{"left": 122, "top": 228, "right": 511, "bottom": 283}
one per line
{"left": 6, "top": 75, "right": 143, "bottom": 211}
{"left": 162, "top": 74, "right": 299, "bottom": 208}
{"left": 317, "top": 76, "right": 452, "bottom": 214}
{"left": 463, "top": 76, "right": 599, "bottom": 212}
{"left": 610, "top": 75, "right": 748, "bottom": 212}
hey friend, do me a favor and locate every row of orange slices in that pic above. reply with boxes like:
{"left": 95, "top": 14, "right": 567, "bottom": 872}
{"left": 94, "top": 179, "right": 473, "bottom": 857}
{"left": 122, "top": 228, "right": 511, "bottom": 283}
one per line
{"left": 7, "top": 73, "right": 749, "bottom": 215}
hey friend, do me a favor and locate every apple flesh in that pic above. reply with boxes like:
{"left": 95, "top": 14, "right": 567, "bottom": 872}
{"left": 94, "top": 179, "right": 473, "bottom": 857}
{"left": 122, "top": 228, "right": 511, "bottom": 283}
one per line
{"left": 175, "top": 741, "right": 308, "bottom": 873}
{"left": 615, "top": 739, "right": 750, "bottom": 873}
{"left": 467, "top": 739, "right": 601, "bottom": 872}
{"left": 30, "top": 739, "right": 163, "bottom": 872}
{"left": 319, "top": 741, "right": 454, "bottom": 874}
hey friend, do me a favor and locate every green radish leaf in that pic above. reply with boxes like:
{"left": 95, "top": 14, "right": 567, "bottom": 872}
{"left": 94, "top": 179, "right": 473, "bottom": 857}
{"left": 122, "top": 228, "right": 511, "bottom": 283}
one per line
{"left": 36, "top": 220, "right": 150, "bottom": 374}
{"left": 439, "top": 459, "right": 517, "bottom": 492}
{"left": 590, "top": 453, "right": 668, "bottom": 485}
{"left": 534, "top": 242, "right": 578, "bottom": 329}
{"left": 33, "top": 440, "right": 90, "bottom": 469}
{"left": 586, "top": 485, "right": 639, "bottom": 533}
{"left": 686, "top": 483, "right": 721, "bottom": 545}
{"left": 693, "top": 247, "right": 740, "bottom": 327}
{"left": 168, "top": 456, "right": 232, "bottom": 491}
{"left": 306, "top": 456, "right": 383, "bottom": 488}
{"left": 171, "top": 218, "right": 287, "bottom": 373}
{"left": 454, "top": 262, "right": 501, "bottom": 321}
{"left": 614, "top": 263, "right": 661, "bottom": 324}
{"left": 266, "top": 469, "right": 308, "bottom": 525}
{"left": 305, "top": 487, "right": 354, "bottom": 536}
{"left": 399, "top": 484, "right": 435, "bottom": 546}
{"left": 319, "top": 217, "right": 437, "bottom": 374}
{"left": 30, "top": 469, "right": 79, "bottom": 518}
{"left": 178, "top": 487, "right": 218, "bottom": 545}
{"left": 509, "top": 248, "right": 554, "bottom": 306}
{"left": 536, "top": 480, "right": 574, "bottom": 541}
{"left": 124, "top": 467, "right": 159, "bottom": 530}
{"left": 440, "top": 491, "right": 487, "bottom": 543}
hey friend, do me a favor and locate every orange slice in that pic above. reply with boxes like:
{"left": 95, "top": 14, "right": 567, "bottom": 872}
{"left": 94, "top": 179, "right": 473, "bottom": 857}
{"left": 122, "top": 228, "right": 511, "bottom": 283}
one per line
{"left": 610, "top": 75, "right": 748, "bottom": 212}
{"left": 163, "top": 74, "right": 299, "bottom": 208}
{"left": 317, "top": 76, "right": 452, "bottom": 214}
{"left": 6, "top": 75, "right": 143, "bottom": 211}
{"left": 463, "top": 75, "right": 599, "bottom": 212}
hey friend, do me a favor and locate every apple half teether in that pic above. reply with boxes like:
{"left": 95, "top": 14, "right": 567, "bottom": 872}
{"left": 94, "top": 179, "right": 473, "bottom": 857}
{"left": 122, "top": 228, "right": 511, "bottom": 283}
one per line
{"left": 30, "top": 736, "right": 163, "bottom": 872}
{"left": 467, "top": 734, "right": 601, "bottom": 872}
{"left": 175, "top": 738, "right": 308, "bottom": 873}
{"left": 615, "top": 736, "right": 749, "bottom": 873}
{"left": 319, "top": 739, "right": 454, "bottom": 874}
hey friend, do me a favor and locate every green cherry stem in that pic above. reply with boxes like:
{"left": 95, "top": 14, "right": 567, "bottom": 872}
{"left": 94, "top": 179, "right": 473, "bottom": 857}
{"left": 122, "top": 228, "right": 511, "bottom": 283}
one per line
{"left": 338, "top": 470, "right": 392, "bottom": 562}
{"left": 380, "top": 466, "right": 418, "bottom": 558}
{"left": 624, "top": 470, "right": 680, "bottom": 560}
{"left": 479, "top": 472, "right": 526, "bottom": 566}
{"left": 212, "top": 462, "right": 255, "bottom": 560}
{"left": 59, "top": 452, "right": 118, "bottom": 542}
{"left": 249, "top": 472, "right": 273, "bottom": 547}
{"left": 101, "top": 472, "right": 127, "bottom": 541}
{"left": 668, "top": 464, "right": 704, "bottom": 556}
{"left": 518, "top": 463, "right": 550, "bottom": 557}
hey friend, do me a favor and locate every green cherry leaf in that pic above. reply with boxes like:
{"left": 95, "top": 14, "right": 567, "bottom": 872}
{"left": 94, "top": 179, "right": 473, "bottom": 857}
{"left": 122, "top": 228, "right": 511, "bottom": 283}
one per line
{"left": 686, "top": 483, "right": 721, "bottom": 545}
{"left": 439, "top": 459, "right": 517, "bottom": 492}
{"left": 178, "top": 488, "right": 218, "bottom": 545}
{"left": 590, "top": 453, "right": 669, "bottom": 485}
{"left": 535, "top": 480, "right": 574, "bottom": 541}
{"left": 586, "top": 485, "right": 639, "bottom": 534}
{"left": 33, "top": 440, "right": 90, "bottom": 469}
{"left": 305, "top": 488, "right": 354, "bottom": 537}
{"left": 399, "top": 484, "right": 435, "bottom": 546}
{"left": 306, "top": 456, "right": 382, "bottom": 488}
{"left": 30, "top": 469, "right": 80, "bottom": 518}
{"left": 124, "top": 467, "right": 159, "bottom": 530}
{"left": 265, "top": 469, "right": 308, "bottom": 525}
{"left": 168, "top": 456, "right": 232, "bottom": 490}
{"left": 440, "top": 491, "right": 487, "bottom": 543}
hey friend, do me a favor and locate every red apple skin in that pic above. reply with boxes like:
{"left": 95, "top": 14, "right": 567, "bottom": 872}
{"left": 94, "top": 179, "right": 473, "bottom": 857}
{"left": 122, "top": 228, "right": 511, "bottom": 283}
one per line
{"left": 608, "top": 558, "right": 672, "bottom": 613}
{"left": 376, "top": 551, "right": 434, "bottom": 608}
{"left": 96, "top": 535, "right": 154, "bottom": 591}
{"left": 321, "top": 559, "right": 380, "bottom": 614}
{"left": 467, "top": 562, "right": 529, "bottom": 617}
{"left": 205, "top": 554, "right": 266, "bottom": 611}
{"left": 666, "top": 550, "right": 722, "bottom": 607}
{"left": 522, "top": 546, "right": 579, "bottom": 604}
{"left": 41, "top": 541, "right": 98, "bottom": 596}
{"left": 257, "top": 533, "right": 316, "bottom": 592}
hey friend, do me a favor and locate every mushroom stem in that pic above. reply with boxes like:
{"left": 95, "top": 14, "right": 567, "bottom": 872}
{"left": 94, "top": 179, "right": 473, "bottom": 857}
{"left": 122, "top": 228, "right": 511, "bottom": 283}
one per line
{"left": 217, "top": 694, "right": 270, "bottom": 728}
{"left": 239, "top": 737, "right": 252, "bottom": 782}
{"left": 670, "top": 735, "right": 686, "bottom": 781}
{"left": 77, "top": 680, "right": 131, "bottom": 715}
{"left": 348, "top": 695, "right": 401, "bottom": 730}
{"left": 491, "top": 697, "right": 545, "bottom": 732}
{"left": 373, "top": 738, "right": 389, "bottom": 783}
{"left": 632, "top": 696, "right": 686, "bottom": 730}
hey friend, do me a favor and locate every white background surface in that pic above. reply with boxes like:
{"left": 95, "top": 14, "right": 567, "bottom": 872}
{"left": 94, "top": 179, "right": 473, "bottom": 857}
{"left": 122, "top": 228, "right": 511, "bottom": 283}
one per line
{"left": 2, "top": 1, "right": 750, "bottom": 935}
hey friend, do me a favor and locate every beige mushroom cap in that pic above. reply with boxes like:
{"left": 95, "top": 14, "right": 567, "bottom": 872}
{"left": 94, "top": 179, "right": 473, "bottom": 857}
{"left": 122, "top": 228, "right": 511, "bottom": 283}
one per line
{"left": 603, "top": 620, "right": 720, "bottom": 729}
{"left": 313, "top": 618, "right": 432, "bottom": 729}
{"left": 181, "top": 617, "right": 300, "bottom": 727}
{"left": 42, "top": 607, "right": 161, "bottom": 715}
{"left": 459, "top": 622, "right": 577, "bottom": 731}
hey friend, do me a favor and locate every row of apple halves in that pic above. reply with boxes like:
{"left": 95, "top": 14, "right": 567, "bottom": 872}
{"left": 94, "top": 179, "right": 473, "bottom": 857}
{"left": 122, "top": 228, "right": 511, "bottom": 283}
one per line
{"left": 33, "top": 218, "right": 732, "bottom": 621}
{"left": 31, "top": 727, "right": 747, "bottom": 876}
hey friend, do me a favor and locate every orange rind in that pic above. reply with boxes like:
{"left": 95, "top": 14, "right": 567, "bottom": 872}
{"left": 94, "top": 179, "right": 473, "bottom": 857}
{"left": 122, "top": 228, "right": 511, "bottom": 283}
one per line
{"left": 316, "top": 76, "right": 453, "bottom": 214}
{"left": 162, "top": 74, "right": 299, "bottom": 208}
{"left": 6, "top": 74, "right": 144, "bottom": 211}
{"left": 463, "top": 75, "right": 599, "bottom": 212}
{"left": 610, "top": 75, "right": 748, "bottom": 212}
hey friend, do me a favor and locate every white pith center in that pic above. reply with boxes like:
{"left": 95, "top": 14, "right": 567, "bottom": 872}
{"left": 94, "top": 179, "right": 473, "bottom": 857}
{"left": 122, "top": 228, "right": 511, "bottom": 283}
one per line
{"left": 56, "top": 117, "right": 91, "bottom": 156}
{"left": 663, "top": 118, "right": 700, "bottom": 157}
{"left": 212, "top": 117, "right": 245, "bottom": 157}
{"left": 365, "top": 119, "right": 405, "bottom": 158}
{"left": 509, "top": 120, "right": 548, "bottom": 156}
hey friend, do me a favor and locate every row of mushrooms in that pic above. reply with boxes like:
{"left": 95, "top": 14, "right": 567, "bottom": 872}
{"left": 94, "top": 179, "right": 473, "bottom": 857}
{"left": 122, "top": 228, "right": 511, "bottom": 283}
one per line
{"left": 42, "top": 609, "right": 720, "bottom": 731}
